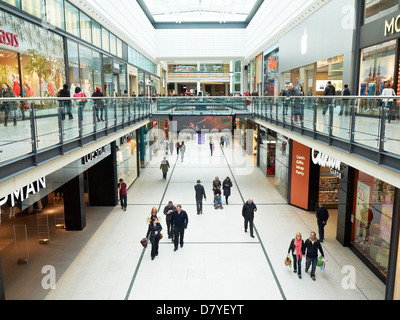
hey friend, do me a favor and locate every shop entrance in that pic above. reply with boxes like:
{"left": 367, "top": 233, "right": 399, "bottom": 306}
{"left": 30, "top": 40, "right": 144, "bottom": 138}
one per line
{"left": 113, "top": 74, "right": 119, "bottom": 97}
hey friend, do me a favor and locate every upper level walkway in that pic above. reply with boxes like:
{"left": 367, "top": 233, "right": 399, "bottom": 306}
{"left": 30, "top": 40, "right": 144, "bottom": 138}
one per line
{"left": 0, "top": 96, "right": 399, "bottom": 190}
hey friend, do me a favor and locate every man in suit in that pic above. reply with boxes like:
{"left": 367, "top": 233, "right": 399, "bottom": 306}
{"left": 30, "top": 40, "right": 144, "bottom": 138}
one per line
{"left": 316, "top": 205, "right": 329, "bottom": 243}
{"left": 242, "top": 198, "right": 257, "bottom": 238}
{"left": 163, "top": 201, "right": 176, "bottom": 240}
{"left": 194, "top": 180, "right": 207, "bottom": 215}
{"left": 171, "top": 205, "right": 189, "bottom": 251}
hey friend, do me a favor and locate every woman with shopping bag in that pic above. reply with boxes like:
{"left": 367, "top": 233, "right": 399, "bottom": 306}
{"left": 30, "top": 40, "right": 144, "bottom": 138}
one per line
{"left": 287, "top": 232, "right": 305, "bottom": 279}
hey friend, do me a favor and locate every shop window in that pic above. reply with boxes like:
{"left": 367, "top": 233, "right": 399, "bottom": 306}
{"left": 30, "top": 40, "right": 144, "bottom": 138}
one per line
{"left": 364, "top": 0, "right": 398, "bottom": 24}
{"left": 352, "top": 171, "right": 396, "bottom": 277}
{"left": 0, "top": 50, "right": 20, "bottom": 96}
{"left": 359, "top": 40, "right": 396, "bottom": 114}
{"left": 80, "top": 11, "right": 92, "bottom": 43}
{"left": 65, "top": 1, "right": 80, "bottom": 38}
{"left": 22, "top": 0, "right": 45, "bottom": 19}
{"left": 93, "top": 51, "right": 102, "bottom": 90}
{"left": 46, "top": 0, "right": 65, "bottom": 30}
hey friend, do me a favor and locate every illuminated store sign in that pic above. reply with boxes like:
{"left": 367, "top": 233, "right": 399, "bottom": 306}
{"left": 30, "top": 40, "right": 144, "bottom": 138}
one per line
{"left": 82, "top": 146, "right": 107, "bottom": 164}
{"left": 311, "top": 149, "right": 342, "bottom": 178}
{"left": 0, "top": 177, "right": 46, "bottom": 208}
{"left": 0, "top": 30, "right": 19, "bottom": 48}
{"left": 384, "top": 15, "right": 400, "bottom": 36}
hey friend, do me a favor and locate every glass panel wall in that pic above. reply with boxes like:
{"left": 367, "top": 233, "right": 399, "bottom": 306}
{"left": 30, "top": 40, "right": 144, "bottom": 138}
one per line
{"left": 93, "top": 51, "right": 102, "bottom": 90}
{"left": 102, "top": 27, "right": 110, "bottom": 52}
{"left": 116, "top": 133, "right": 138, "bottom": 188}
{"left": 80, "top": 11, "right": 92, "bottom": 43}
{"left": 92, "top": 20, "right": 102, "bottom": 48}
{"left": 65, "top": 0, "right": 80, "bottom": 37}
{"left": 275, "top": 134, "right": 290, "bottom": 200}
{"left": 79, "top": 45, "right": 93, "bottom": 96}
{"left": 22, "top": 0, "right": 45, "bottom": 19}
{"left": 46, "top": 0, "right": 65, "bottom": 30}
{"left": 110, "top": 33, "right": 117, "bottom": 56}
{"left": 67, "top": 40, "right": 80, "bottom": 93}
{"left": 2, "top": 0, "right": 20, "bottom": 8}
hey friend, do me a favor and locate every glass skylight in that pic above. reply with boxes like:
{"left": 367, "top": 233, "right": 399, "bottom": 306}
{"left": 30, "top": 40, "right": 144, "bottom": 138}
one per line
{"left": 143, "top": 0, "right": 258, "bottom": 23}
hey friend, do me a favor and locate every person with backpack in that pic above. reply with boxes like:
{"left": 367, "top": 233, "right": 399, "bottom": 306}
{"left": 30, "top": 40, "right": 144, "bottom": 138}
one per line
{"left": 339, "top": 84, "right": 351, "bottom": 116}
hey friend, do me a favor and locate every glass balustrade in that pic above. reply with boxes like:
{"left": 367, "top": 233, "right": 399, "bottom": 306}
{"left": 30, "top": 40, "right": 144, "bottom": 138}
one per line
{"left": 0, "top": 95, "right": 399, "bottom": 174}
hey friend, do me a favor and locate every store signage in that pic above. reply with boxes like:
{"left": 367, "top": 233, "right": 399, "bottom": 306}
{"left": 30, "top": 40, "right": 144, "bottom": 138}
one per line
{"left": 384, "top": 15, "right": 400, "bottom": 36}
{"left": 82, "top": 146, "right": 107, "bottom": 165}
{"left": 268, "top": 57, "right": 278, "bottom": 72}
{"left": 290, "top": 142, "right": 311, "bottom": 210}
{"left": 311, "top": 149, "right": 342, "bottom": 178}
{"left": 0, "top": 30, "right": 19, "bottom": 48}
{"left": 120, "top": 132, "right": 135, "bottom": 144}
{"left": 0, "top": 177, "right": 46, "bottom": 208}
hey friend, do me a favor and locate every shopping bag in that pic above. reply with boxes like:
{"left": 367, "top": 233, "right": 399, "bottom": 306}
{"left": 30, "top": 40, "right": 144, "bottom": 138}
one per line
{"left": 320, "top": 257, "right": 327, "bottom": 272}
{"left": 284, "top": 255, "right": 292, "bottom": 268}
{"left": 317, "top": 255, "right": 324, "bottom": 267}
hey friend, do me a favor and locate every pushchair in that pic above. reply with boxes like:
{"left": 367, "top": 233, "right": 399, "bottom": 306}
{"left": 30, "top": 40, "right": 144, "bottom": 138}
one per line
{"left": 214, "top": 192, "right": 223, "bottom": 209}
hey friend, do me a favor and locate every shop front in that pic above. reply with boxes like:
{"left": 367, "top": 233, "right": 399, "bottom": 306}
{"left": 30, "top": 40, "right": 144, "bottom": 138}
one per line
{"left": 0, "top": 9, "right": 65, "bottom": 121}
{"left": 258, "top": 126, "right": 276, "bottom": 178}
{"left": 279, "top": 0, "right": 354, "bottom": 96}
{"left": 274, "top": 133, "right": 290, "bottom": 200}
{"left": 116, "top": 131, "right": 139, "bottom": 188}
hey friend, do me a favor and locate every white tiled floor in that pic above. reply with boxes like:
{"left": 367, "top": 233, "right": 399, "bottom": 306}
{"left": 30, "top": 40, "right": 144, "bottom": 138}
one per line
{"left": 0, "top": 132, "right": 386, "bottom": 300}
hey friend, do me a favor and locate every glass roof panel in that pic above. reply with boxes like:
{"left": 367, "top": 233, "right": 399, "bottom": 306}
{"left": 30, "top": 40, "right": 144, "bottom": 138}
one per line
{"left": 143, "top": 0, "right": 258, "bottom": 23}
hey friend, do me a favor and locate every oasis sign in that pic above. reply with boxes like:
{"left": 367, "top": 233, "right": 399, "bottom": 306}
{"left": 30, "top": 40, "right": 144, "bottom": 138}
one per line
{"left": 311, "top": 149, "right": 342, "bottom": 178}
{"left": 0, "top": 30, "right": 19, "bottom": 48}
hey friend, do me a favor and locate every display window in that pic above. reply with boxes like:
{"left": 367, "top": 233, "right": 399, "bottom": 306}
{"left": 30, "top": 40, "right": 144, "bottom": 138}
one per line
{"left": 275, "top": 134, "right": 290, "bottom": 200}
{"left": 359, "top": 40, "right": 396, "bottom": 96}
{"left": 351, "top": 171, "right": 396, "bottom": 277}
{"left": 319, "top": 166, "right": 340, "bottom": 209}
{"left": 0, "top": 11, "right": 65, "bottom": 100}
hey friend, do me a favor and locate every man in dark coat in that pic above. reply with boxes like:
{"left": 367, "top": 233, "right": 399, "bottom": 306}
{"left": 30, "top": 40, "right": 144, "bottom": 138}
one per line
{"left": 222, "top": 177, "right": 233, "bottom": 205}
{"left": 163, "top": 201, "right": 176, "bottom": 240}
{"left": 171, "top": 205, "right": 189, "bottom": 251}
{"left": 323, "top": 81, "right": 336, "bottom": 115}
{"left": 242, "top": 198, "right": 257, "bottom": 238}
{"left": 194, "top": 180, "right": 206, "bottom": 215}
{"left": 316, "top": 205, "right": 329, "bottom": 243}
{"left": 304, "top": 232, "right": 325, "bottom": 281}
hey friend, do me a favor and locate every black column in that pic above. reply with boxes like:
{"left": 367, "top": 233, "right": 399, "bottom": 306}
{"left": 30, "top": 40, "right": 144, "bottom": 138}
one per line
{"left": 308, "top": 155, "right": 320, "bottom": 212}
{"left": 88, "top": 142, "right": 118, "bottom": 207}
{"left": 63, "top": 173, "right": 86, "bottom": 231}
{"left": 336, "top": 165, "right": 356, "bottom": 247}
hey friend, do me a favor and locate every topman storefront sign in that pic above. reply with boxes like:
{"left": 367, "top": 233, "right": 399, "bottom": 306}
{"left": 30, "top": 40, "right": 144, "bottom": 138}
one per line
{"left": 384, "top": 15, "right": 400, "bottom": 36}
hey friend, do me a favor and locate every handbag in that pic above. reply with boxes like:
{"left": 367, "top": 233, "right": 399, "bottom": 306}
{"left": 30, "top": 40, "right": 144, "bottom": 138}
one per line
{"left": 160, "top": 233, "right": 163, "bottom": 240}
{"left": 140, "top": 238, "right": 148, "bottom": 248}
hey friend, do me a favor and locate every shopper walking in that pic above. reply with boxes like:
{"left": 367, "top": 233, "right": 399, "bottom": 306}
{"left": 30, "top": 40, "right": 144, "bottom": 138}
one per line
{"left": 339, "top": 84, "right": 351, "bottom": 116}
{"left": 323, "top": 81, "right": 336, "bottom": 116}
{"left": 288, "top": 232, "right": 305, "bottom": 279}
{"left": 160, "top": 157, "right": 170, "bottom": 180}
{"left": 163, "top": 201, "right": 176, "bottom": 240}
{"left": 1, "top": 83, "right": 18, "bottom": 127}
{"left": 209, "top": 139, "right": 215, "bottom": 156}
{"left": 316, "top": 205, "right": 329, "bottom": 243}
{"left": 222, "top": 177, "right": 233, "bottom": 205}
{"left": 171, "top": 204, "right": 189, "bottom": 251}
{"left": 118, "top": 179, "right": 127, "bottom": 211}
{"left": 146, "top": 207, "right": 161, "bottom": 225}
{"left": 194, "top": 180, "right": 207, "bottom": 215}
{"left": 286, "top": 83, "right": 301, "bottom": 123}
{"left": 304, "top": 231, "right": 325, "bottom": 281}
{"left": 242, "top": 198, "right": 257, "bottom": 238}
{"left": 92, "top": 86, "right": 105, "bottom": 122}
{"left": 212, "top": 176, "right": 221, "bottom": 195}
{"left": 381, "top": 82, "right": 396, "bottom": 123}
{"left": 176, "top": 141, "right": 181, "bottom": 156}
{"left": 164, "top": 138, "right": 169, "bottom": 155}
{"left": 169, "top": 140, "right": 174, "bottom": 156}
{"left": 59, "top": 84, "right": 73, "bottom": 120}
{"left": 146, "top": 217, "right": 162, "bottom": 260}
{"left": 73, "top": 87, "right": 87, "bottom": 121}
{"left": 180, "top": 141, "right": 186, "bottom": 162}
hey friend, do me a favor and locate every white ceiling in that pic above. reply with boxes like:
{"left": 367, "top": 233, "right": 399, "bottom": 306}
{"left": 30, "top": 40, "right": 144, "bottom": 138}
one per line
{"left": 70, "top": 0, "right": 330, "bottom": 63}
